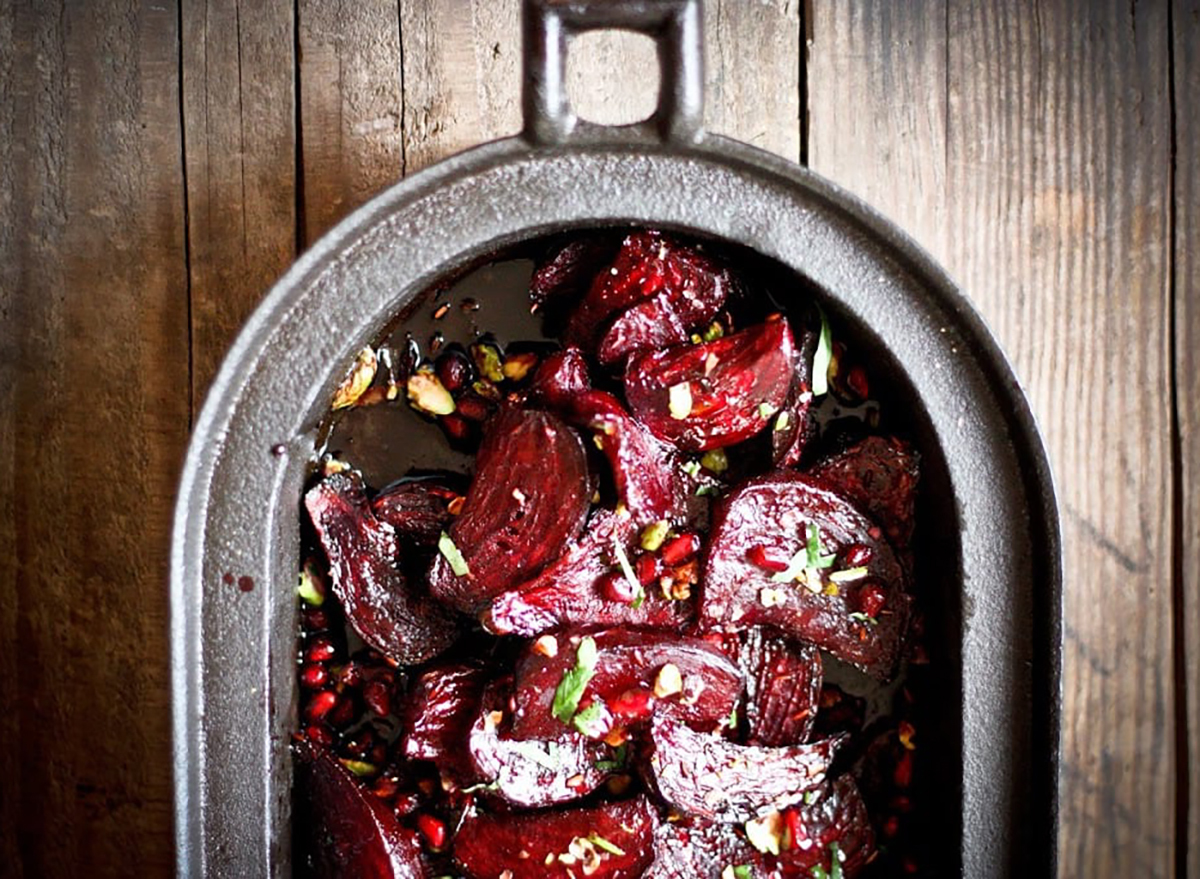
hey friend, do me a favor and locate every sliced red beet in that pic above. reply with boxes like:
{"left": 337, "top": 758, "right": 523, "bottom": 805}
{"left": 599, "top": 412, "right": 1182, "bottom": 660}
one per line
{"left": 526, "top": 347, "right": 592, "bottom": 409}
{"left": 776, "top": 775, "right": 876, "bottom": 876}
{"left": 624, "top": 319, "right": 796, "bottom": 452}
{"left": 452, "top": 796, "right": 658, "bottom": 879}
{"left": 643, "top": 818, "right": 761, "bottom": 879}
{"left": 468, "top": 679, "right": 613, "bottom": 808}
{"left": 427, "top": 406, "right": 591, "bottom": 613}
{"left": 700, "top": 472, "right": 911, "bottom": 680}
{"left": 739, "top": 629, "right": 823, "bottom": 747}
{"left": 771, "top": 323, "right": 819, "bottom": 468}
{"left": 563, "top": 231, "right": 732, "bottom": 363}
{"left": 483, "top": 508, "right": 692, "bottom": 637}
{"left": 402, "top": 662, "right": 487, "bottom": 785}
{"left": 295, "top": 741, "right": 427, "bottom": 879}
{"left": 371, "top": 477, "right": 459, "bottom": 550}
{"left": 510, "top": 628, "right": 743, "bottom": 741}
{"left": 645, "top": 712, "right": 845, "bottom": 823}
{"left": 530, "top": 237, "right": 619, "bottom": 314}
{"left": 305, "top": 471, "right": 459, "bottom": 665}
{"left": 808, "top": 435, "right": 921, "bottom": 550}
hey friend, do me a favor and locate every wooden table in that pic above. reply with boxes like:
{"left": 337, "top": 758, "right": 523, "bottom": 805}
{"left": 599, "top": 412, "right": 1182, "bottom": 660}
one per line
{"left": 0, "top": 1, "right": 1195, "bottom": 875}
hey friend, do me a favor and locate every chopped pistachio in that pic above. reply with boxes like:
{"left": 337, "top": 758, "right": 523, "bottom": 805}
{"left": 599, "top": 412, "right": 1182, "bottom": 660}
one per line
{"left": 406, "top": 369, "right": 456, "bottom": 416}
{"left": 331, "top": 346, "right": 378, "bottom": 410}
{"left": 681, "top": 459, "right": 702, "bottom": 478}
{"left": 774, "top": 410, "right": 791, "bottom": 432}
{"left": 700, "top": 448, "right": 729, "bottom": 473}
{"left": 668, "top": 382, "right": 693, "bottom": 419}
{"left": 502, "top": 351, "right": 539, "bottom": 381}
{"left": 471, "top": 342, "right": 505, "bottom": 382}
{"left": 339, "top": 758, "right": 378, "bottom": 777}
{"left": 759, "top": 587, "right": 788, "bottom": 607}
{"left": 702, "top": 321, "right": 725, "bottom": 342}
{"left": 745, "top": 811, "right": 786, "bottom": 855}
{"left": 829, "top": 566, "right": 870, "bottom": 584}
{"left": 297, "top": 560, "right": 326, "bottom": 607}
{"left": 533, "top": 634, "right": 559, "bottom": 658}
{"left": 653, "top": 663, "right": 683, "bottom": 698}
{"left": 640, "top": 520, "right": 672, "bottom": 552}
{"left": 758, "top": 402, "right": 777, "bottom": 420}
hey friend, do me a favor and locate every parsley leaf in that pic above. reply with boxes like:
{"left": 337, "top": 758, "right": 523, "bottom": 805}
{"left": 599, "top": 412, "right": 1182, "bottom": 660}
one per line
{"left": 552, "top": 636, "right": 598, "bottom": 723}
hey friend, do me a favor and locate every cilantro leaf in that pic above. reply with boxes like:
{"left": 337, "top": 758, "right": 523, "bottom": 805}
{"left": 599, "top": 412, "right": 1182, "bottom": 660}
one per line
{"left": 552, "top": 636, "right": 598, "bottom": 723}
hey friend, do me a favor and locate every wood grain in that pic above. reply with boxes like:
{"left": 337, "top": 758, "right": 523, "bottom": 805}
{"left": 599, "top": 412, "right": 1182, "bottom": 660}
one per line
{"left": 0, "top": 2, "right": 187, "bottom": 876}
{"left": 297, "top": 0, "right": 404, "bottom": 243}
{"left": 810, "top": 1, "right": 1177, "bottom": 875}
{"left": 181, "top": 0, "right": 296, "bottom": 408}
{"left": 1174, "top": 1, "right": 1199, "bottom": 874}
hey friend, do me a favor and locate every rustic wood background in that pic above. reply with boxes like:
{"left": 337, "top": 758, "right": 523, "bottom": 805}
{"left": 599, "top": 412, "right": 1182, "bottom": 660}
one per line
{"left": 0, "top": 0, "right": 1195, "bottom": 876}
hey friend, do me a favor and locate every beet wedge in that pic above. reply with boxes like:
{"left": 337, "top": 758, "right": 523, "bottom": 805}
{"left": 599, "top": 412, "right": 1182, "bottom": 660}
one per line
{"left": 645, "top": 712, "right": 845, "bottom": 823}
{"left": 771, "top": 322, "right": 819, "bottom": 468}
{"left": 370, "top": 476, "right": 459, "bottom": 551}
{"left": 563, "top": 231, "right": 733, "bottom": 365}
{"left": 402, "top": 662, "right": 488, "bottom": 785}
{"left": 624, "top": 318, "right": 796, "bottom": 452}
{"left": 739, "top": 629, "right": 823, "bottom": 747}
{"left": 483, "top": 508, "right": 692, "bottom": 637}
{"left": 808, "top": 435, "right": 920, "bottom": 551}
{"left": 452, "top": 796, "right": 658, "bottom": 879}
{"left": 468, "top": 679, "right": 614, "bottom": 808}
{"left": 510, "top": 628, "right": 743, "bottom": 741}
{"left": 700, "top": 472, "right": 910, "bottom": 680}
{"left": 305, "top": 471, "right": 458, "bottom": 664}
{"left": 527, "top": 346, "right": 592, "bottom": 409}
{"left": 295, "top": 741, "right": 428, "bottom": 879}
{"left": 427, "top": 406, "right": 590, "bottom": 613}
{"left": 642, "top": 775, "right": 874, "bottom": 878}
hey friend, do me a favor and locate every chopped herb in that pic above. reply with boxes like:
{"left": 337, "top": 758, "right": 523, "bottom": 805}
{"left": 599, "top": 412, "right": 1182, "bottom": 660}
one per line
{"left": 552, "top": 636, "right": 598, "bottom": 723}
{"left": 829, "top": 566, "right": 870, "bottom": 584}
{"left": 338, "top": 758, "right": 378, "bottom": 777}
{"left": 758, "top": 402, "right": 776, "bottom": 419}
{"left": 509, "top": 739, "right": 560, "bottom": 770}
{"left": 830, "top": 843, "right": 844, "bottom": 879}
{"left": 727, "top": 706, "right": 739, "bottom": 730}
{"left": 700, "top": 448, "right": 729, "bottom": 473}
{"left": 805, "top": 522, "right": 837, "bottom": 569}
{"left": 702, "top": 321, "right": 725, "bottom": 342}
{"left": 612, "top": 534, "right": 646, "bottom": 608}
{"left": 812, "top": 305, "right": 833, "bottom": 397}
{"left": 848, "top": 611, "right": 878, "bottom": 626}
{"left": 695, "top": 485, "right": 720, "bottom": 498}
{"left": 572, "top": 702, "right": 607, "bottom": 738}
{"left": 594, "top": 744, "right": 628, "bottom": 772}
{"left": 437, "top": 532, "right": 471, "bottom": 577}
{"left": 804, "top": 789, "right": 819, "bottom": 805}
{"left": 587, "top": 834, "right": 626, "bottom": 856}
{"left": 640, "top": 520, "right": 671, "bottom": 552}
{"left": 297, "top": 563, "right": 325, "bottom": 607}
{"left": 668, "top": 382, "right": 693, "bottom": 419}
{"left": 774, "top": 410, "right": 791, "bottom": 432}
{"left": 769, "top": 549, "right": 808, "bottom": 584}
{"left": 682, "top": 459, "right": 702, "bottom": 478}
{"left": 733, "top": 867, "right": 752, "bottom": 879}
{"left": 461, "top": 781, "right": 501, "bottom": 794}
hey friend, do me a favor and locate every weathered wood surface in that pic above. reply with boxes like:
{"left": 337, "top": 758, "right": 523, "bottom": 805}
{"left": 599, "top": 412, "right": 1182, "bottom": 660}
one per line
{"left": 0, "top": 1, "right": 1195, "bottom": 876}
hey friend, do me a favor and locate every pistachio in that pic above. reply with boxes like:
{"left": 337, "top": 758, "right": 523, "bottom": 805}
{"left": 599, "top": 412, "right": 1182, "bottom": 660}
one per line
{"left": 653, "top": 663, "right": 683, "bottom": 699}
{"left": 471, "top": 342, "right": 505, "bottom": 383}
{"left": 331, "top": 346, "right": 378, "bottom": 410}
{"left": 406, "top": 368, "right": 456, "bottom": 416}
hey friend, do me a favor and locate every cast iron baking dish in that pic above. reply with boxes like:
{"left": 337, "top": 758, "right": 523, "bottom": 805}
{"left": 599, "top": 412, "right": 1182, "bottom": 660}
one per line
{"left": 170, "top": 0, "right": 1062, "bottom": 875}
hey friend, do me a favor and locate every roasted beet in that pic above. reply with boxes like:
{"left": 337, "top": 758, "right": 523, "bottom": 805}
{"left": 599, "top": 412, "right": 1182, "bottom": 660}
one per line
{"left": 563, "top": 231, "right": 732, "bottom": 365}
{"left": 771, "top": 324, "right": 819, "bottom": 468}
{"left": 510, "top": 628, "right": 742, "bottom": 741}
{"left": 526, "top": 347, "right": 592, "bottom": 408}
{"left": 645, "top": 712, "right": 844, "bottom": 823}
{"left": 809, "top": 435, "right": 920, "bottom": 550}
{"left": 468, "top": 679, "right": 614, "bottom": 807}
{"left": 643, "top": 818, "right": 761, "bottom": 879}
{"left": 700, "top": 472, "right": 911, "bottom": 680}
{"left": 295, "top": 741, "right": 428, "bottom": 879}
{"left": 776, "top": 775, "right": 876, "bottom": 876}
{"left": 739, "top": 629, "right": 823, "bottom": 747}
{"left": 371, "top": 477, "right": 459, "bottom": 550}
{"left": 427, "top": 407, "right": 591, "bottom": 613}
{"left": 483, "top": 508, "right": 692, "bottom": 637}
{"left": 305, "top": 471, "right": 458, "bottom": 664}
{"left": 530, "top": 237, "right": 619, "bottom": 314}
{"left": 624, "top": 319, "right": 796, "bottom": 452}
{"left": 452, "top": 796, "right": 658, "bottom": 879}
{"left": 402, "top": 662, "right": 487, "bottom": 784}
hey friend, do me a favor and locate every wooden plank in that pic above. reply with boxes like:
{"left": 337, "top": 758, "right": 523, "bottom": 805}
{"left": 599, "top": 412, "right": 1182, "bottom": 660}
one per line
{"left": 809, "top": 1, "right": 1176, "bottom": 875}
{"left": 181, "top": 0, "right": 296, "bottom": 407}
{"left": 1173, "top": 1, "right": 1200, "bottom": 874}
{"left": 0, "top": 1, "right": 188, "bottom": 876}
{"left": 297, "top": 0, "right": 404, "bottom": 243}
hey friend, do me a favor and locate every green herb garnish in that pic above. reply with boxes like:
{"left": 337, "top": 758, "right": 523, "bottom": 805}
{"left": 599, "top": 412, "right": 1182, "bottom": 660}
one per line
{"left": 829, "top": 566, "right": 869, "bottom": 583}
{"left": 758, "top": 402, "right": 776, "bottom": 420}
{"left": 848, "top": 611, "right": 878, "bottom": 626}
{"left": 682, "top": 459, "right": 702, "bottom": 478}
{"left": 437, "top": 532, "right": 471, "bottom": 577}
{"left": 812, "top": 305, "right": 833, "bottom": 397}
{"left": 695, "top": 485, "right": 720, "bottom": 498}
{"left": 588, "top": 834, "right": 626, "bottom": 856}
{"left": 552, "top": 636, "right": 598, "bottom": 723}
{"left": 774, "top": 410, "right": 791, "bottom": 433}
{"left": 572, "top": 702, "right": 607, "bottom": 738}
{"left": 297, "top": 562, "right": 325, "bottom": 606}
{"left": 612, "top": 534, "right": 646, "bottom": 609}
{"left": 727, "top": 706, "right": 739, "bottom": 730}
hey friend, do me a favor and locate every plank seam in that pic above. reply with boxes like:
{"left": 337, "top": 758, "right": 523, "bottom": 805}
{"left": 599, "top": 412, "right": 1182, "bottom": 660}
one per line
{"left": 177, "top": 0, "right": 195, "bottom": 426}
{"left": 396, "top": 0, "right": 408, "bottom": 179}
{"left": 799, "top": 0, "right": 809, "bottom": 165}
{"left": 293, "top": 0, "right": 307, "bottom": 252}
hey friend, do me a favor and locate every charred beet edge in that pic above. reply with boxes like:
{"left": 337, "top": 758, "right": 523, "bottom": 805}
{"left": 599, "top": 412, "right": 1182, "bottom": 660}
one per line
{"left": 624, "top": 318, "right": 797, "bottom": 452}
{"left": 564, "top": 231, "right": 733, "bottom": 366}
{"left": 646, "top": 711, "right": 846, "bottom": 823}
{"left": 427, "top": 406, "right": 591, "bottom": 613}
{"left": 402, "top": 662, "right": 487, "bottom": 785}
{"left": 452, "top": 796, "right": 658, "bottom": 879}
{"left": 468, "top": 678, "right": 614, "bottom": 807}
{"left": 370, "top": 477, "right": 459, "bottom": 550}
{"left": 809, "top": 435, "right": 921, "bottom": 551}
{"left": 483, "top": 508, "right": 692, "bottom": 636}
{"left": 701, "top": 471, "right": 911, "bottom": 680}
{"left": 295, "top": 741, "right": 428, "bottom": 879}
{"left": 739, "top": 629, "right": 823, "bottom": 747}
{"left": 771, "top": 323, "right": 819, "bottom": 468}
{"left": 510, "top": 628, "right": 743, "bottom": 741}
{"left": 305, "top": 471, "right": 459, "bottom": 664}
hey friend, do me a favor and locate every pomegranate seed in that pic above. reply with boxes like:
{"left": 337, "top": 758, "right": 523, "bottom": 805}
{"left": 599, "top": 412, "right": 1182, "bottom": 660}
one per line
{"left": 843, "top": 543, "right": 873, "bottom": 567}
{"left": 329, "top": 695, "right": 358, "bottom": 728}
{"left": 660, "top": 532, "right": 700, "bottom": 566}
{"left": 371, "top": 776, "right": 401, "bottom": 800}
{"left": 301, "top": 607, "right": 330, "bottom": 631}
{"left": 455, "top": 394, "right": 491, "bottom": 422}
{"left": 304, "top": 690, "right": 338, "bottom": 722}
{"left": 393, "top": 792, "right": 421, "bottom": 817}
{"left": 609, "top": 687, "right": 655, "bottom": 721}
{"left": 417, "top": 814, "right": 447, "bottom": 850}
{"left": 306, "top": 636, "right": 337, "bottom": 663}
{"left": 440, "top": 413, "right": 471, "bottom": 441}
{"left": 363, "top": 679, "right": 391, "bottom": 716}
{"left": 894, "top": 750, "right": 914, "bottom": 788}
{"left": 635, "top": 552, "right": 660, "bottom": 586}
{"left": 435, "top": 349, "right": 473, "bottom": 393}
{"left": 845, "top": 365, "right": 869, "bottom": 399}
{"left": 598, "top": 571, "right": 637, "bottom": 603}
{"left": 747, "top": 544, "right": 789, "bottom": 572}
{"left": 299, "top": 663, "right": 328, "bottom": 689}
{"left": 882, "top": 815, "right": 901, "bottom": 838}
{"left": 304, "top": 724, "right": 334, "bottom": 747}
{"left": 857, "top": 582, "right": 887, "bottom": 618}
{"left": 783, "top": 808, "right": 802, "bottom": 851}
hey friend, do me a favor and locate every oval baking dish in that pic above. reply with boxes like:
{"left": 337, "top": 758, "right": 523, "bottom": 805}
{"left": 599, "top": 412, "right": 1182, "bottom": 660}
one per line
{"left": 170, "top": 1, "right": 1061, "bottom": 876}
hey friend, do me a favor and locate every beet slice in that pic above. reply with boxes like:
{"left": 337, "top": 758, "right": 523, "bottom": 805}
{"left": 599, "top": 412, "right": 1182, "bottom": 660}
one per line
{"left": 809, "top": 435, "right": 921, "bottom": 550}
{"left": 642, "top": 775, "right": 874, "bottom": 878}
{"left": 530, "top": 237, "right": 619, "bottom": 315}
{"left": 468, "top": 679, "right": 613, "bottom": 808}
{"left": 739, "top": 629, "right": 823, "bottom": 747}
{"left": 526, "top": 347, "right": 592, "bottom": 409}
{"left": 371, "top": 477, "right": 459, "bottom": 550}
{"left": 645, "top": 712, "right": 845, "bottom": 823}
{"left": 483, "top": 508, "right": 692, "bottom": 637}
{"left": 563, "top": 231, "right": 732, "bottom": 363}
{"left": 452, "top": 796, "right": 658, "bottom": 879}
{"left": 771, "top": 323, "right": 819, "bottom": 468}
{"left": 295, "top": 741, "right": 428, "bottom": 879}
{"left": 624, "top": 319, "right": 796, "bottom": 452}
{"left": 402, "top": 662, "right": 487, "bottom": 784}
{"left": 510, "top": 628, "right": 743, "bottom": 741}
{"left": 305, "top": 471, "right": 458, "bottom": 665}
{"left": 427, "top": 406, "right": 591, "bottom": 613}
{"left": 700, "top": 472, "right": 911, "bottom": 680}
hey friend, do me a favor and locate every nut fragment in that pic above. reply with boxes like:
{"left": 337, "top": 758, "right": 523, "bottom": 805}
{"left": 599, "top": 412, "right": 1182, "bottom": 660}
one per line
{"left": 406, "top": 368, "right": 456, "bottom": 416}
{"left": 758, "top": 587, "right": 787, "bottom": 607}
{"left": 331, "top": 347, "right": 378, "bottom": 410}
{"left": 533, "top": 634, "right": 559, "bottom": 658}
{"left": 653, "top": 663, "right": 683, "bottom": 698}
